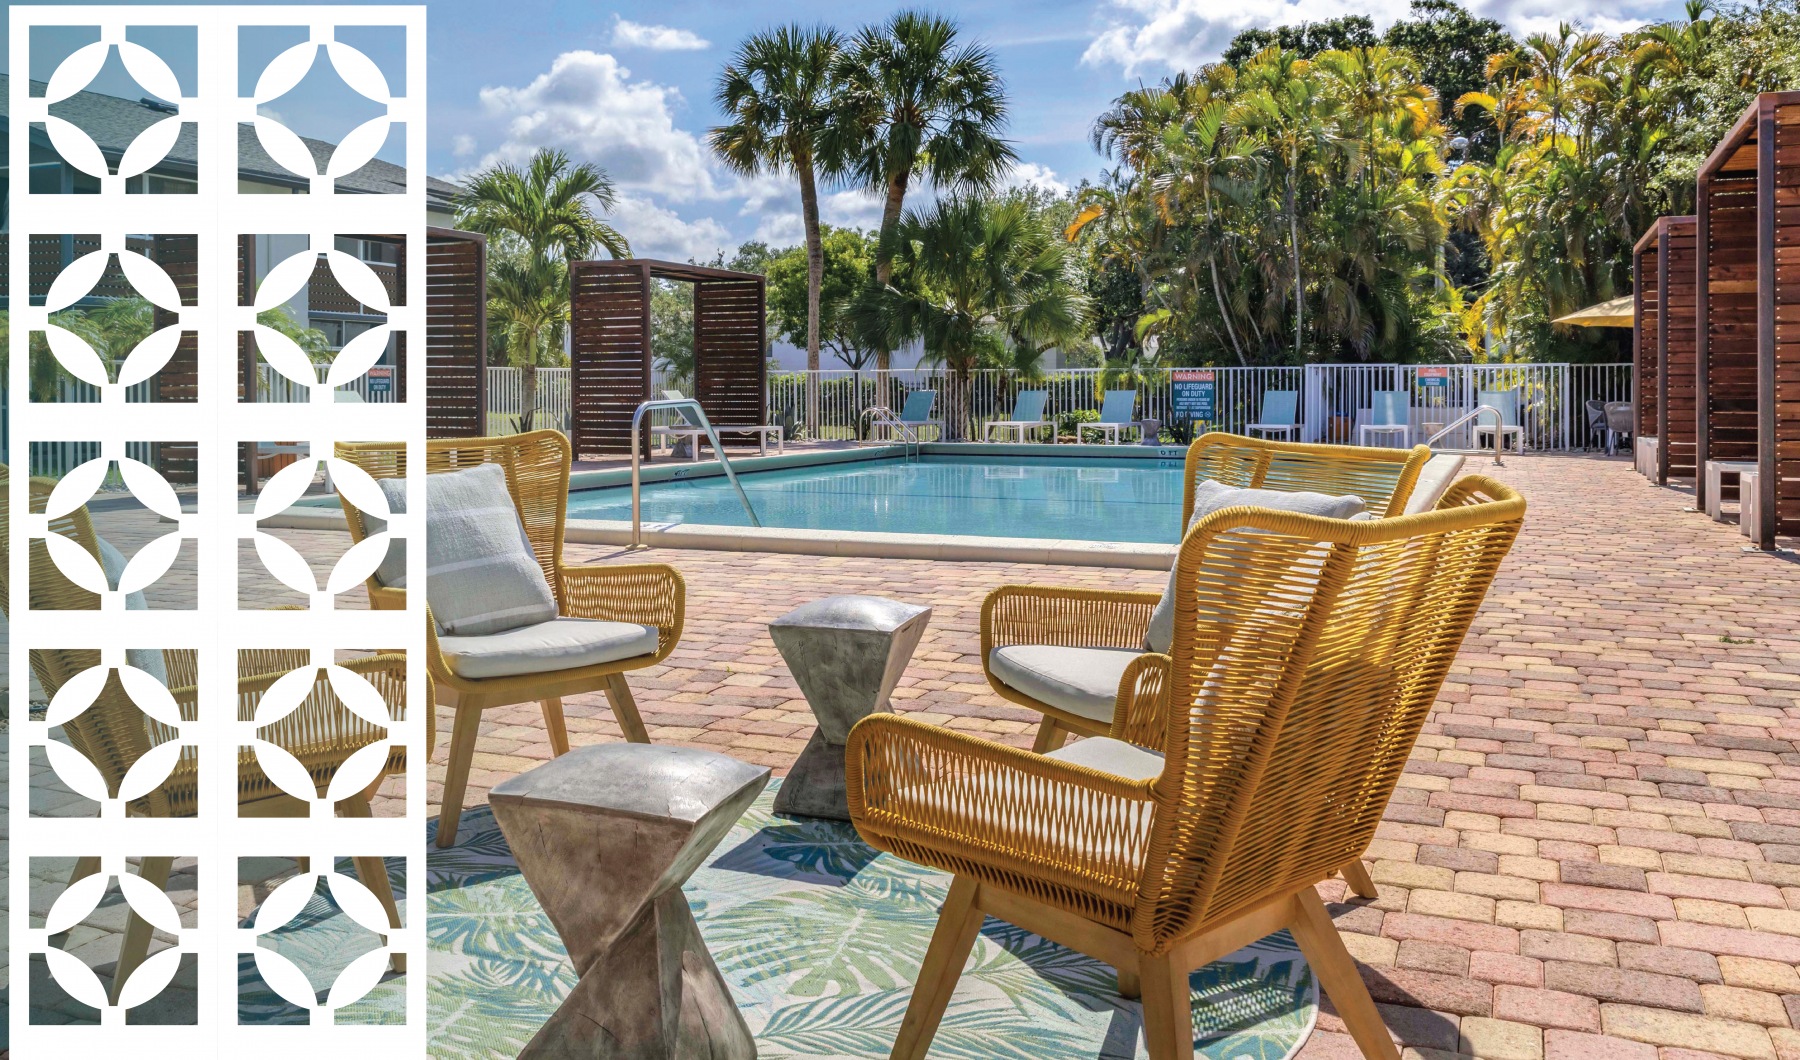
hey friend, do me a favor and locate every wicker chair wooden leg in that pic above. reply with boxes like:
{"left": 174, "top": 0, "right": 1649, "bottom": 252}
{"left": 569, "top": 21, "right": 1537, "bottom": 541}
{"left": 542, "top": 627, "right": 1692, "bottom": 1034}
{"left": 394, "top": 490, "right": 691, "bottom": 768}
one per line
{"left": 891, "top": 876, "right": 983, "bottom": 1060}
{"left": 1030, "top": 717, "right": 1066, "bottom": 754}
{"left": 1117, "top": 968, "right": 1141, "bottom": 1000}
{"left": 109, "top": 856, "right": 174, "bottom": 1006}
{"left": 1137, "top": 952, "right": 1193, "bottom": 1060}
{"left": 1288, "top": 889, "right": 1400, "bottom": 1060}
{"left": 540, "top": 696, "right": 571, "bottom": 756}
{"left": 602, "top": 673, "right": 652, "bottom": 745}
{"left": 67, "top": 855, "right": 102, "bottom": 888}
{"left": 1340, "top": 860, "right": 1378, "bottom": 900}
{"left": 436, "top": 705, "right": 483, "bottom": 849}
{"left": 341, "top": 794, "right": 406, "bottom": 975}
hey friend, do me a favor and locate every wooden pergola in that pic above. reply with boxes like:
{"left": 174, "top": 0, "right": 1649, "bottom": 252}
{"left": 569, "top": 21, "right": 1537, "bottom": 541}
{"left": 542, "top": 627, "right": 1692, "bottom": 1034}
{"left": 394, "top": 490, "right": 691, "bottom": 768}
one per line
{"left": 1632, "top": 215, "right": 1697, "bottom": 486}
{"left": 568, "top": 259, "right": 767, "bottom": 457}
{"left": 1696, "top": 91, "right": 1800, "bottom": 545}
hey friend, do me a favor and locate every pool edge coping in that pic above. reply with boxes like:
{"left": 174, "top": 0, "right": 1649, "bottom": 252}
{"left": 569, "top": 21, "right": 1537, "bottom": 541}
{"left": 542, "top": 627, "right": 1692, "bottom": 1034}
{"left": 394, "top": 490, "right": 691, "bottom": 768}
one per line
{"left": 259, "top": 507, "right": 1176, "bottom": 570}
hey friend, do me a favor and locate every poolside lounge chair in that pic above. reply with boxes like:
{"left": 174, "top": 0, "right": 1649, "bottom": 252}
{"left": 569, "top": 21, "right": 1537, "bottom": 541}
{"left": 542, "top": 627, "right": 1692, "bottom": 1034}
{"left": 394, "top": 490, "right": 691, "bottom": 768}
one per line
{"left": 884, "top": 389, "right": 942, "bottom": 441}
{"left": 983, "top": 389, "right": 1054, "bottom": 443}
{"left": 650, "top": 389, "right": 785, "bottom": 460}
{"left": 334, "top": 430, "right": 685, "bottom": 847}
{"left": 1360, "top": 390, "right": 1413, "bottom": 448}
{"left": 1245, "top": 389, "right": 1301, "bottom": 440}
{"left": 1076, "top": 389, "right": 1139, "bottom": 444}
{"left": 2, "top": 469, "right": 415, "bottom": 998}
{"left": 851, "top": 473, "right": 1524, "bottom": 1060}
{"left": 1474, "top": 389, "right": 1524, "bottom": 453}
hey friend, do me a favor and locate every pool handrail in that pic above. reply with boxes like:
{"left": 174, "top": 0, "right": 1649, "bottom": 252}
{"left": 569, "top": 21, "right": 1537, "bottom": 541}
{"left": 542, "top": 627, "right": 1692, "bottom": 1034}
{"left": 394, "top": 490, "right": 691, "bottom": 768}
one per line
{"left": 859, "top": 405, "right": 920, "bottom": 459}
{"left": 629, "top": 397, "right": 762, "bottom": 547}
{"left": 1423, "top": 404, "right": 1506, "bottom": 466}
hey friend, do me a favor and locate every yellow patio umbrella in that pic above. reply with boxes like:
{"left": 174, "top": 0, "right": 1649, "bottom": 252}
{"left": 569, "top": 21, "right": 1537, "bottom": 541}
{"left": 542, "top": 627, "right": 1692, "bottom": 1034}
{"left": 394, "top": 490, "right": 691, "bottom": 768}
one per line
{"left": 1552, "top": 295, "right": 1635, "bottom": 327}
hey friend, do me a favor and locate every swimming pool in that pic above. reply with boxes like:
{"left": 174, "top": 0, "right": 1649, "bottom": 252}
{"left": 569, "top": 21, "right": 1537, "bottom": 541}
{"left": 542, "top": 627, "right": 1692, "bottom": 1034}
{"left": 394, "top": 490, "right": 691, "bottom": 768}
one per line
{"left": 567, "top": 455, "right": 1185, "bottom": 544}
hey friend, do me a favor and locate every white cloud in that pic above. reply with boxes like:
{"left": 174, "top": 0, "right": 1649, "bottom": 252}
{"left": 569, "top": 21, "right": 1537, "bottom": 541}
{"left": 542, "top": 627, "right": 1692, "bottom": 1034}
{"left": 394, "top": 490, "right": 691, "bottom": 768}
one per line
{"left": 1079, "top": 0, "right": 1672, "bottom": 76}
{"left": 611, "top": 194, "right": 733, "bottom": 261}
{"left": 1000, "top": 162, "right": 1070, "bottom": 197}
{"left": 611, "top": 17, "right": 710, "bottom": 52}
{"left": 451, "top": 133, "right": 476, "bottom": 157}
{"left": 1082, "top": 0, "right": 1411, "bottom": 75}
{"left": 474, "top": 50, "right": 721, "bottom": 201}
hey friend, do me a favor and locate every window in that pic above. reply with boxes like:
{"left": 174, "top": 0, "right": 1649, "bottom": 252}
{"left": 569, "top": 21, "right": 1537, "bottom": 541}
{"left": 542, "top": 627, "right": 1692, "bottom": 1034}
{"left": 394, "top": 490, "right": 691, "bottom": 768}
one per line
{"left": 126, "top": 173, "right": 197, "bottom": 194}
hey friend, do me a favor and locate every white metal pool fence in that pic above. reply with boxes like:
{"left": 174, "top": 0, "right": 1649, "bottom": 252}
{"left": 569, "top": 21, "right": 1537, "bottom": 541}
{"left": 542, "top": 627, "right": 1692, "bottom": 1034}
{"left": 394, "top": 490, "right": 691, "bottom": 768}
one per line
{"left": 763, "top": 363, "right": 1632, "bottom": 452}
{"left": 7, "top": 361, "right": 1633, "bottom": 477}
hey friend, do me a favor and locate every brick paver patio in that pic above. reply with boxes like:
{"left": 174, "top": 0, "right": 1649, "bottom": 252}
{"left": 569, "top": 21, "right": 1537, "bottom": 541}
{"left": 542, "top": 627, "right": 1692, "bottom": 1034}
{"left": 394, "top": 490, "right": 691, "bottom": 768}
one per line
{"left": 16, "top": 452, "right": 1800, "bottom": 1056}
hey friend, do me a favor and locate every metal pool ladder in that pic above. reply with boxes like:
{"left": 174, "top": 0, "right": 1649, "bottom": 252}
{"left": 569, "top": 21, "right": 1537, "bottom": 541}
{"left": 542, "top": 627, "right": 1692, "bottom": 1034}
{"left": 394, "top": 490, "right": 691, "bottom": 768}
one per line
{"left": 629, "top": 397, "right": 761, "bottom": 548}
{"left": 858, "top": 405, "right": 920, "bottom": 460}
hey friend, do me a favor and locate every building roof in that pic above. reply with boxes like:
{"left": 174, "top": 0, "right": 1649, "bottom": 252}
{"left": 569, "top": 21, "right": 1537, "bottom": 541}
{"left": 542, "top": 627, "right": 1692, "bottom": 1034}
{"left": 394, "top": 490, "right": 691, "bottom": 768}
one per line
{"left": 1, "top": 74, "right": 459, "bottom": 209}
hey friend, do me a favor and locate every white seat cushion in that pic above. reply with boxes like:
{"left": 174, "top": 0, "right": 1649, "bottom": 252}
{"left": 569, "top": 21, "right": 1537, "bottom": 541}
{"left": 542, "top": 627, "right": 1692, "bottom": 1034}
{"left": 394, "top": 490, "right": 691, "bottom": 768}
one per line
{"left": 990, "top": 645, "right": 1142, "bottom": 724}
{"left": 438, "top": 616, "right": 658, "bottom": 680}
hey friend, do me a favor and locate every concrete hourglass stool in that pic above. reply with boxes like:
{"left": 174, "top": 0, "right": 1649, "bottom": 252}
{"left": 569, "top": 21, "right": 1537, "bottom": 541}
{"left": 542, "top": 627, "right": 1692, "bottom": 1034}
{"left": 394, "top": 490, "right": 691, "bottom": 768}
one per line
{"left": 490, "top": 743, "right": 769, "bottom": 1059}
{"left": 768, "top": 595, "right": 931, "bottom": 821}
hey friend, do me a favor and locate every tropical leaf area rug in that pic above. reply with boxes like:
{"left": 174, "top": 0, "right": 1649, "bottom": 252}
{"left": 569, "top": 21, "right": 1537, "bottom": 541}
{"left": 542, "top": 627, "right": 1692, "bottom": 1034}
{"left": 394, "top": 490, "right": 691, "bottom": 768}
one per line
{"left": 422, "top": 779, "right": 1318, "bottom": 1060}
{"left": 221, "top": 778, "right": 1314, "bottom": 1051}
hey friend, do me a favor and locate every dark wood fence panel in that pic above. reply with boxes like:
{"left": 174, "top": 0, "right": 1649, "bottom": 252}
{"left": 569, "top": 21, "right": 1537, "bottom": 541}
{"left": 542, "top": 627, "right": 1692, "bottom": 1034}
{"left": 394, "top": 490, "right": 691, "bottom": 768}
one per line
{"left": 694, "top": 277, "right": 766, "bottom": 428}
{"left": 1661, "top": 218, "right": 1699, "bottom": 483}
{"left": 425, "top": 229, "right": 486, "bottom": 437}
{"left": 152, "top": 234, "right": 201, "bottom": 485}
{"left": 1697, "top": 173, "right": 1759, "bottom": 506}
{"left": 1696, "top": 91, "right": 1800, "bottom": 542}
{"left": 1633, "top": 230, "right": 1660, "bottom": 443}
{"left": 570, "top": 260, "right": 653, "bottom": 456}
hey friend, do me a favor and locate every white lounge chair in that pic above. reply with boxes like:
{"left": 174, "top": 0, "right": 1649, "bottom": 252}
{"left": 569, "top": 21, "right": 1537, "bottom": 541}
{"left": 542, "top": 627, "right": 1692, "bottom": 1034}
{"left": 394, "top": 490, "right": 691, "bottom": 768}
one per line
{"left": 1245, "top": 390, "right": 1300, "bottom": 440}
{"left": 1474, "top": 389, "right": 1524, "bottom": 453}
{"left": 1076, "top": 389, "right": 1139, "bottom": 444}
{"left": 650, "top": 389, "right": 784, "bottom": 460}
{"left": 1360, "top": 390, "right": 1413, "bottom": 448}
{"left": 983, "top": 390, "right": 1053, "bottom": 443}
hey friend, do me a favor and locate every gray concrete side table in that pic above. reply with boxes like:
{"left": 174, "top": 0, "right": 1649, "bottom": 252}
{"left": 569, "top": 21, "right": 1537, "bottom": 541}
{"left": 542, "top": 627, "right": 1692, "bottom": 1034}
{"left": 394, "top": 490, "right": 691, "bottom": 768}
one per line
{"left": 490, "top": 743, "right": 769, "bottom": 1060}
{"left": 769, "top": 595, "right": 931, "bottom": 820}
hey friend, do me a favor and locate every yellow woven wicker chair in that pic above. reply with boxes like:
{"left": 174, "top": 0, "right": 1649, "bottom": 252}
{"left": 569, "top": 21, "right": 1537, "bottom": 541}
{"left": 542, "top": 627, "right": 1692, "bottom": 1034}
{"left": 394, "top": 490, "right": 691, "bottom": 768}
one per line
{"left": 4, "top": 471, "right": 415, "bottom": 1002}
{"left": 982, "top": 435, "right": 1430, "bottom": 901}
{"left": 332, "top": 430, "right": 685, "bottom": 847}
{"left": 851, "top": 475, "right": 1524, "bottom": 1060}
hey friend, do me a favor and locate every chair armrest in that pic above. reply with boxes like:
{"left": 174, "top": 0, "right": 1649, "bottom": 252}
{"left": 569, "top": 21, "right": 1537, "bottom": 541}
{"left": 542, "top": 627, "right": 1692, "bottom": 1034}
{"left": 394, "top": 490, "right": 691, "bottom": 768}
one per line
{"left": 367, "top": 583, "right": 407, "bottom": 611}
{"left": 848, "top": 713, "right": 1158, "bottom": 899}
{"left": 556, "top": 563, "right": 685, "bottom": 658}
{"left": 982, "top": 584, "right": 1160, "bottom": 660}
{"left": 1110, "top": 653, "right": 1172, "bottom": 751}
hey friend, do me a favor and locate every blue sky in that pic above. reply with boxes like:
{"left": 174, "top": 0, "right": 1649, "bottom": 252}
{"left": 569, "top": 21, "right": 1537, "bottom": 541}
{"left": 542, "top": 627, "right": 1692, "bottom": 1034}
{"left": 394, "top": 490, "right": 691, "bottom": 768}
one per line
{"left": 9, "top": 0, "right": 1691, "bottom": 259}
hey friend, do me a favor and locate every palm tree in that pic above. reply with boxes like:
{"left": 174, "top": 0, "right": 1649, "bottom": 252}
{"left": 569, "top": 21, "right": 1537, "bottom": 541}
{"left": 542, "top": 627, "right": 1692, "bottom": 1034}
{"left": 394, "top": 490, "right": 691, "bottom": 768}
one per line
{"left": 456, "top": 149, "right": 628, "bottom": 431}
{"left": 486, "top": 253, "right": 568, "bottom": 431}
{"left": 828, "top": 11, "right": 1017, "bottom": 374}
{"left": 860, "top": 194, "right": 1087, "bottom": 439}
{"left": 711, "top": 26, "right": 842, "bottom": 379}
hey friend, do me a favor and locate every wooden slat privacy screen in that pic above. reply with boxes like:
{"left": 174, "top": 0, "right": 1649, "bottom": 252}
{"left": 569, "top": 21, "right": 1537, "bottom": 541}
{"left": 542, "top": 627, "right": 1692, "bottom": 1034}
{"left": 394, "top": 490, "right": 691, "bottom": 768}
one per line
{"left": 569, "top": 259, "right": 768, "bottom": 456}
{"left": 1696, "top": 91, "right": 1800, "bottom": 543}
{"left": 425, "top": 227, "right": 487, "bottom": 438}
{"left": 1632, "top": 216, "right": 1698, "bottom": 485}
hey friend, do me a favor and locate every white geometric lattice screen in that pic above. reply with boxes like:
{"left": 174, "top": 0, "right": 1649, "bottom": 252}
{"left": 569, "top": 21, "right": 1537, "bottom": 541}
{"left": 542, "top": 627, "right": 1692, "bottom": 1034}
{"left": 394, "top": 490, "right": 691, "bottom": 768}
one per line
{"left": 8, "top": 6, "right": 427, "bottom": 1049}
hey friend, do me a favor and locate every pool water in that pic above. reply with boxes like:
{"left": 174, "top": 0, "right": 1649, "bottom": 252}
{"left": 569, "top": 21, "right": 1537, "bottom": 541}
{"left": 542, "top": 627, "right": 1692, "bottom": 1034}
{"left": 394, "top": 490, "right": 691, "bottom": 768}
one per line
{"left": 568, "top": 455, "right": 1185, "bottom": 543}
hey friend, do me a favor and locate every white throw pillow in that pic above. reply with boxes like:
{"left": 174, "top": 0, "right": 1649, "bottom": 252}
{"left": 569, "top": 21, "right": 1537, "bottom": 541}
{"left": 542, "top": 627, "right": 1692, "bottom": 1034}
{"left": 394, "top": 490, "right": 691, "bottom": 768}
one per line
{"left": 415, "top": 463, "right": 559, "bottom": 637}
{"left": 1144, "top": 480, "right": 1365, "bottom": 654}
